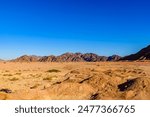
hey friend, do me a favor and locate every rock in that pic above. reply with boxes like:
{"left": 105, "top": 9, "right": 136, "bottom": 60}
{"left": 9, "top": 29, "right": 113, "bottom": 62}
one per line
{"left": 0, "top": 89, "right": 12, "bottom": 93}
{"left": 118, "top": 79, "right": 137, "bottom": 91}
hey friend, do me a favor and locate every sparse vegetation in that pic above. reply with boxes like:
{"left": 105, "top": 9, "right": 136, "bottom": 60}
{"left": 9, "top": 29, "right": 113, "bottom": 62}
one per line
{"left": 35, "top": 74, "right": 42, "bottom": 78}
{"left": 3, "top": 74, "right": 13, "bottom": 76}
{"left": 43, "top": 76, "right": 57, "bottom": 81}
{"left": 29, "top": 73, "right": 42, "bottom": 78}
{"left": 29, "top": 74, "right": 36, "bottom": 77}
{"left": 23, "top": 69, "right": 30, "bottom": 72}
{"left": 43, "top": 77, "right": 52, "bottom": 81}
{"left": 30, "top": 84, "right": 40, "bottom": 89}
{"left": 47, "top": 69, "right": 61, "bottom": 73}
{"left": 9, "top": 77, "right": 19, "bottom": 81}
{"left": 15, "top": 73, "right": 22, "bottom": 75}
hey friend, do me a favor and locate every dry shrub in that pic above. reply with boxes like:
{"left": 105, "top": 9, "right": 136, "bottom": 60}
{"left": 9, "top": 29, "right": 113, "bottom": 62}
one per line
{"left": 43, "top": 76, "right": 57, "bottom": 81}
{"left": 9, "top": 77, "right": 19, "bottom": 81}
{"left": 47, "top": 69, "right": 61, "bottom": 73}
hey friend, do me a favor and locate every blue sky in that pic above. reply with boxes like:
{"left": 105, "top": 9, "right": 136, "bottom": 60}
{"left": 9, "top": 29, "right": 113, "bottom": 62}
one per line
{"left": 0, "top": 0, "right": 150, "bottom": 59}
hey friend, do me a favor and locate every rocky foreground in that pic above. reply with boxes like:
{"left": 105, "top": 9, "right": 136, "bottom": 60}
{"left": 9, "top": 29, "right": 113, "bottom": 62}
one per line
{"left": 0, "top": 62, "right": 150, "bottom": 100}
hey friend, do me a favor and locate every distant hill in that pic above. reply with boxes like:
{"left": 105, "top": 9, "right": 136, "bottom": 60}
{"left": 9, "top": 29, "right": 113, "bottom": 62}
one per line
{"left": 12, "top": 53, "right": 121, "bottom": 62}
{"left": 121, "top": 45, "right": 150, "bottom": 61}
{"left": 11, "top": 55, "right": 42, "bottom": 62}
{"left": 107, "top": 55, "right": 122, "bottom": 61}
{"left": 5, "top": 45, "right": 150, "bottom": 62}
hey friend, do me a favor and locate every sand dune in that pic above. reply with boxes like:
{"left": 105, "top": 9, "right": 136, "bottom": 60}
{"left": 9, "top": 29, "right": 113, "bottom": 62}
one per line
{"left": 0, "top": 62, "right": 150, "bottom": 100}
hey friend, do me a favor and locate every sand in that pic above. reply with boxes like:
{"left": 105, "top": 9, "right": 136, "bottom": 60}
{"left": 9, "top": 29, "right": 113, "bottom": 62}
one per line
{"left": 0, "top": 62, "right": 150, "bottom": 100}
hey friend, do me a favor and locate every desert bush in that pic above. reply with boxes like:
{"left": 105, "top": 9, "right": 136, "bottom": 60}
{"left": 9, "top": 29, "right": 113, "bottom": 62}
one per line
{"left": 29, "top": 74, "right": 36, "bottom": 77}
{"left": 47, "top": 69, "right": 61, "bottom": 73}
{"left": 3, "top": 74, "right": 13, "bottom": 76}
{"left": 30, "top": 84, "right": 40, "bottom": 89}
{"left": 35, "top": 74, "right": 42, "bottom": 78}
{"left": 43, "top": 76, "right": 57, "bottom": 81}
{"left": 15, "top": 73, "right": 22, "bottom": 75}
{"left": 9, "top": 77, "right": 19, "bottom": 81}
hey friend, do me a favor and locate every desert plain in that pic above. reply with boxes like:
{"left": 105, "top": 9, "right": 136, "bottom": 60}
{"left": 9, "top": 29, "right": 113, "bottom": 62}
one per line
{"left": 0, "top": 62, "right": 150, "bottom": 100}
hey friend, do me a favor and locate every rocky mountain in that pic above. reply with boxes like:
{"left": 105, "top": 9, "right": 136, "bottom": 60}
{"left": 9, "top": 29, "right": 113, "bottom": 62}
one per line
{"left": 12, "top": 53, "right": 121, "bottom": 62}
{"left": 82, "top": 53, "right": 108, "bottom": 62}
{"left": 107, "top": 55, "right": 122, "bottom": 61}
{"left": 12, "top": 55, "right": 41, "bottom": 62}
{"left": 121, "top": 45, "right": 150, "bottom": 61}
{"left": 5, "top": 45, "right": 150, "bottom": 62}
{"left": 39, "top": 55, "right": 57, "bottom": 62}
{"left": 55, "top": 53, "right": 84, "bottom": 62}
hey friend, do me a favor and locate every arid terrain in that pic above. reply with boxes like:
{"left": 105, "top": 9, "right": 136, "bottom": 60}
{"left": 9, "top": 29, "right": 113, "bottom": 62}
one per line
{"left": 0, "top": 62, "right": 150, "bottom": 100}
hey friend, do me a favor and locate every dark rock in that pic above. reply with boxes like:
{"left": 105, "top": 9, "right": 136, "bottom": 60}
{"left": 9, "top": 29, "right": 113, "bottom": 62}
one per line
{"left": 90, "top": 93, "right": 99, "bottom": 100}
{"left": 0, "top": 89, "right": 12, "bottom": 93}
{"left": 118, "top": 79, "right": 137, "bottom": 92}
{"left": 79, "top": 76, "right": 93, "bottom": 83}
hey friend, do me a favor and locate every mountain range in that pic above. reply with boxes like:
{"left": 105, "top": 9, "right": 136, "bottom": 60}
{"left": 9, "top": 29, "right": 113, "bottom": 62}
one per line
{"left": 11, "top": 53, "right": 121, "bottom": 62}
{"left": 1, "top": 45, "right": 150, "bottom": 62}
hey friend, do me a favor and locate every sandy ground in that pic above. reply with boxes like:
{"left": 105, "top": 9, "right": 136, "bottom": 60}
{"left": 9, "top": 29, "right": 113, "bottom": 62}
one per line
{"left": 0, "top": 62, "right": 150, "bottom": 100}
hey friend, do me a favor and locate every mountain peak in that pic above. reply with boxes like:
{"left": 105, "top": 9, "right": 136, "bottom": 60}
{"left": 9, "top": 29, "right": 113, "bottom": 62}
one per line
{"left": 121, "top": 45, "right": 150, "bottom": 61}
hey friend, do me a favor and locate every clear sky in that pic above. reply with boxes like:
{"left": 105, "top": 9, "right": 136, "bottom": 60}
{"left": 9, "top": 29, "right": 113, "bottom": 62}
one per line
{"left": 0, "top": 0, "right": 150, "bottom": 59}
